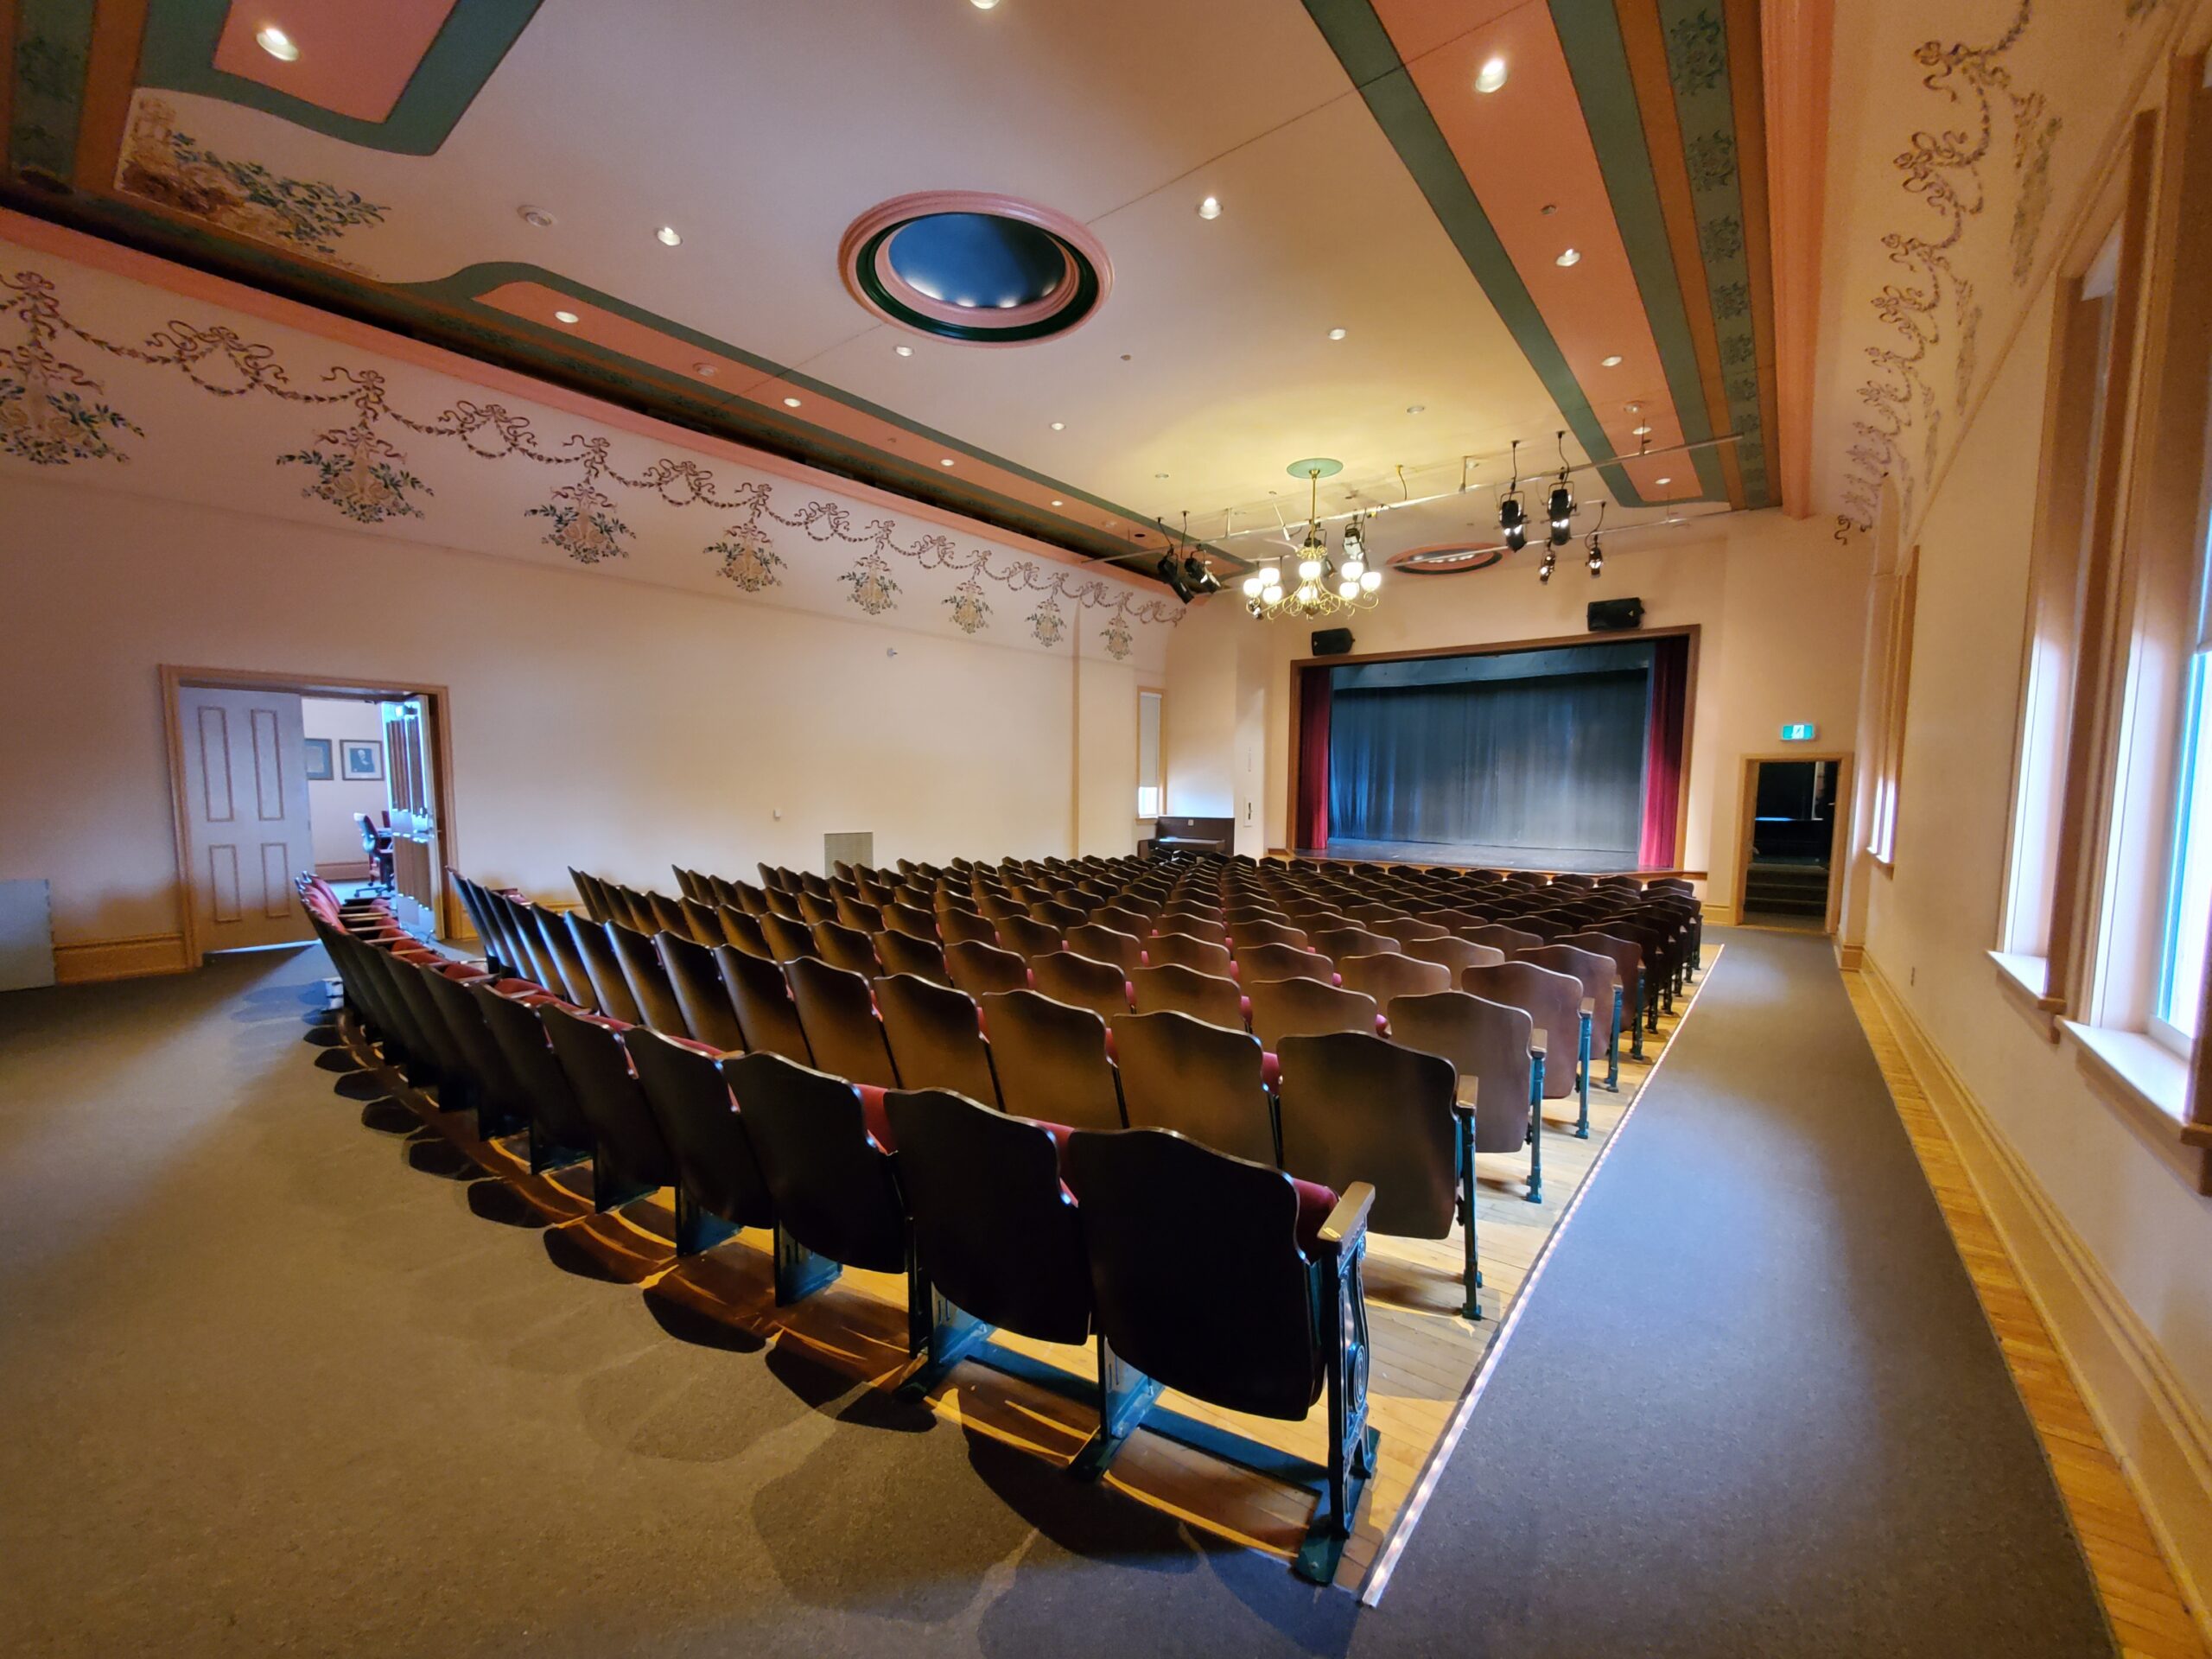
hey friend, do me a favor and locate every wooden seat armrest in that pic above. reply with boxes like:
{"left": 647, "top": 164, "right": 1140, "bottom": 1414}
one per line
{"left": 1317, "top": 1181, "right": 1376, "bottom": 1255}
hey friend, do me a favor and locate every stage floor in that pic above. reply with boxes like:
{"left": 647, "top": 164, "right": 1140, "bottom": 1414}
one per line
{"left": 1302, "top": 838, "right": 1644, "bottom": 874}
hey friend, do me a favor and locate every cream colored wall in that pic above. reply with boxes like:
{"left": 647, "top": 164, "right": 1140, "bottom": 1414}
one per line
{"left": 0, "top": 478, "right": 1139, "bottom": 961}
{"left": 1859, "top": 271, "right": 2212, "bottom": 1419}
{"left": 1166, "top": 508, "right": 1871, "bottom": 904}
{"left": 300, "top": 696, "right": 391, "bottom": 874}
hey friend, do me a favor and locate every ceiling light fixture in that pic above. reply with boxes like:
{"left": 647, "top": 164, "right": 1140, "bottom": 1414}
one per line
{"left": 1546, "top": 429, "right": 1575, "bottom": 547}
{"left": 1197, "top": 195, "right": 1222, "bottom": 219}
{"left": 655, "top": 226, "right": 682, "bottom": 247}
{"left": 1050, "top": 421, "right": 1065, "bottom": 430}
{"left": 692, "top": 361, "right": 716, "bottom": 376}
{"left": 783, "top": 396, "right": 802, "bottom": 408}
{"left": 1407, "top": 404, "right": 1426, "bottom": 414}
{"left": 1537, "top": 548, "right": 1557, "bottom": 584}
{"left": 553, "top": 309, "right": 580, "bottom": 325}
{"left": 894, "top": 344, "right": 914, "bottom": 357}
{"left": 518, "top": 205, "right": 555, "bottom": 229}
{"left": 256, "top": 24, "right": 299, "bottom": 60}
{"left": 1051, "top": 499, "right": 1065, "bottom": 507}
{"left": 1499, "top": 439, "right": 1529, "bottom": 552}
{"left": 939, "top": 457, "right": 956, "bottom": 467}
{"left": 1246, "top": 461, "right": 1382, "bottom": 620}
{"left": 1476, "top": 56, "right": 1508, "bottom": 93}
{"left": 1555, "top": 247, "right": 1581, "bottom": 267}
{"left": 970, "top": 0, "right": 1001, "bottom": 9}
{"left": 1327, "top": 327, "right": 1347, "bottom": 340}
{"left": 1656, "top": 475, "right": 1672, "bottom": 486}
{"left": 1601, "top": 354, "right": 1624, "bottom": 367}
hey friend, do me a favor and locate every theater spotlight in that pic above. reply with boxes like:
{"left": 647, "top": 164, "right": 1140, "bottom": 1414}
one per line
{"left": 1546, "top": 429, "right": 1575, "bottom": 545}
{"left": 1586, "top": 534, "right": 1604, "bottom": 577}
{"left": 1184, "top": 554, "right": 1221, "bottom": 595}
{"left": 1155, "top": 550, "right": 1197, "bottom": 603}
{"left": 1537, "top": 549, "right": 1557, "bottom": 585}
{"left": 1499, "top": 439, "right": 1529, "bottom": 551}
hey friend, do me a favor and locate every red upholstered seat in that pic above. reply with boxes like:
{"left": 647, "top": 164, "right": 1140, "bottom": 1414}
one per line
{"left": 1261, "top": 1050, "right": 1280, "bottom": 1091}
{"left": 1291, "top": 1175, "right": 1338, "bottom": 1253}
{"left": 857, "top": 1083, "right": 894, "bottom": 1151}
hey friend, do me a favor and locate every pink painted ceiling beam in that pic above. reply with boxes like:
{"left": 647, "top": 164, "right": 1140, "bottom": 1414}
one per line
{"left": 213, "top": 0, "right": 460, "bottom": 124}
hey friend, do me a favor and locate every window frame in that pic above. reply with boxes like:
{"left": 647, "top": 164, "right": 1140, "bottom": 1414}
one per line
{"left": 1135, "top": 684, "right": 1165, "bottom": 822}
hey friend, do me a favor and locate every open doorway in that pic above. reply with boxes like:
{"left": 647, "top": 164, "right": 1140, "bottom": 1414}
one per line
{"left": 162, "top": 667, "right": 460, "bottom": 964}
{"left": 1733, "top": 753, "right": 1849, "bottom": 931}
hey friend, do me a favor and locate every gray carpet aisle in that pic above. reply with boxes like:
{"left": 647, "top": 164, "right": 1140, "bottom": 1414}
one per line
{"left": 0, "top": 931, "right": 2111, "bottom": 1657}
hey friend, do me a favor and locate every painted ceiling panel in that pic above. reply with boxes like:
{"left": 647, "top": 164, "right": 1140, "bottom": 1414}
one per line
{"left": 209, "top": 0, "right": 461, "bottom": 124}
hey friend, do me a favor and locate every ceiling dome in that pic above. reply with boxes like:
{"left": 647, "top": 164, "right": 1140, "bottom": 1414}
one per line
{"left": 841, "top": 192, "right": 1110, "bottom": 346}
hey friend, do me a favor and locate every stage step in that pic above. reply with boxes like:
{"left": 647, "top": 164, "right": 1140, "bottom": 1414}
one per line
{"left": 1744, "top": 861, "right": 1830, "bottom": 916}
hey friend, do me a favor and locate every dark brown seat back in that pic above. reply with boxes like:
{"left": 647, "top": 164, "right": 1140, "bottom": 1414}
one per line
{"left": 1067, "top": 1129, "right": 1322, "bottom": 1421}
{"left": 784, "top": 957, "right": 899, "bottom": 1088}
{"left": 1516, "top": 943, "right": 1618, "bottom": 1013}
{"left": 1337, "top": 951, "right": 1451, "bottom": 1007}
{"left": 1029, "top": 950, "right": 1131, "bottom": 1023}
{"left": 811, "top": 919, "right": 882, "bottom": 978}
{"left": 1310, "top": 925, "right": 1401, "bottom": 961}
{"left": 1461, "top": 962, "right": 1583, "bottom": 1098}
{"left": 714, "top": 944, "right": 813, "bottom": 1064}
{"left": 608, "top": 919, "right": 690, "bottom": 1034}
{"left": 995, "top": 912, "right": 1063, "bottom": 961}
{"left": 624, "top": 1028, "right": 775, "bottom": 1228}
{"left": 1246, "top": 976, "right": 1378, "bottom": 1053}
{"left": 1229, "top": 918, "right": 1309, "bottom": 952}
{"left": 1277, "top": 1031, "right": 1459, "bottom": 1238}
{"left": 1065, "top": 923, "right": 1144, "bottom": 979}
{"left": 1403, "top": 935, "right": 1503, "bottom": 977}
{"left": 874, "top": 929, "right": 950, "bottom": 986}
{"left": 1386, "top": 989, "right": 1536, "bottom": 1154}
{"left": 1236, "top": 942, "right": 1335, "bottom": 986}
{"left": 540, "top": 1004, "right": 677, "bottom": 1193}
{"left": 885, "top": 1090, "right": 1090, "bottom": 1345}
{"left": 658, "top": 931, "right": 747, "bottom": 1052}
{"left": 875, "top": 974, "right": 1000, "bottom": 1107}
{"left": 1110, "top": 1010, "right": 1275, "bottom": 1166}
{"left": 938, "top": 908, "right": 1001, "bottom": 948}
{"left": 566, "top": 913, "right": 645, "bottom": 1025}
{"left": 945, "top": 938, "right": 1029, "bottom": 998}
{"left": 1146, "top": 931, "right": 1236, "bottom": 977}
{"left": 721, "top": 1052, "right": 906, "bottom": 1273}
{"left": 976, "top": 989, "right": 1124, "bottom": 1132}
{"left": 759, "top": 910, "right": 819, "bottom": 963}
{"left": 1129, "top": 963, "right": 1244, "bottom": 1029}
{"left": 470, "top": 985, "right": 594, "bottom": 1153}
{"left": 1465, "top": 924, "right": 1542, "bottom": 954}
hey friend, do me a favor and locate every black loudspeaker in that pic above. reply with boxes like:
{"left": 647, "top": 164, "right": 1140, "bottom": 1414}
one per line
{"left": 1587, "top": 597, "right": 1644, "bottom": 632}
{"left": 1312, "top": 627, "right": 1355, "bottom": 657}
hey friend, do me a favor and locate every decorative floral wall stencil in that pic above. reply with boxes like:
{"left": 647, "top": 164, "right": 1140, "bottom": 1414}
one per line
{"left": 2010, "top": 110, "right": 2063, "bottom": 285}
{"left": 945, "top": 575, "right": 991, "bottom": 634}
{"left": 705, "top": 522, "right": 785, "bottom": 591}
{"left": 0, "top": 262, "right": 1188, "bottom": 650}
{"left": 0, "top": 272, "right": 142, "bottom": 465}
{"left": 278, "top": 422, "right": 429, "bottom": 522}
{"left": 841, "top": 549, "right": 901, "bottom": 614}
{"left": 1101, "top": 611, "right": 1134, "bottom": 661}
{"left": 116, "top": 100, "right": 390, "bottom": 268}
{"left": 1027, "top": 595, "right": 1067, "bottom": 649}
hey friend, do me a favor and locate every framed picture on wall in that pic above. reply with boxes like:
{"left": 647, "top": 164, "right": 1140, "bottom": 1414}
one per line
{"left": 340, "top": 740, "right": 385, "bottom": 782}
{"left": 303, "top": 738, "right": 334, "bottom": 781}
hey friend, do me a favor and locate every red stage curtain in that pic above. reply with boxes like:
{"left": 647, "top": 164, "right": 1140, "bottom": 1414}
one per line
{"left": 1637, "top": 635, "right": 1689, "bottom": 868}
{"left": 1296, "top": 664, "right": 1333, "bottom": 852}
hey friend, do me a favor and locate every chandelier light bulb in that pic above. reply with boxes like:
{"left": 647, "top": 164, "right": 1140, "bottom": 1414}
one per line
{"left": 1343, "top": 556, "right": 1364, "bottom": 580}
{"left": 1298, "top": 582, "right": 1319, "bottom": 603}
{"left": 1361, "top": 569, "right": 1382, "bottom": 592}
{"left": 1338, "top": 581, "right": 1359, "bottom": 600}
{"left": 1243, "top": 575, "right": 1263, "bottom": 597}
{"left": 1298, "top": 557, "right": 1323, "bottom": 582}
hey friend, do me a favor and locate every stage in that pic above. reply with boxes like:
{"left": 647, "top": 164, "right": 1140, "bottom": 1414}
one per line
{"left": 1298, "top": 839, "right": 1649, "bottom": 874}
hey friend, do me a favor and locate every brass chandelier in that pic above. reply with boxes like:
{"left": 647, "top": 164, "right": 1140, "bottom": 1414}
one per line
{"left": 1243, "top": 458, "right": 1384, "bottom": 620}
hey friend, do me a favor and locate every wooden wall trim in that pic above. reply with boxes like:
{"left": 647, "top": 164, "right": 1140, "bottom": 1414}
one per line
{"left": 1857, "top": 951, "right": 2212, "bottom": 1643}
{"left": 53, "top": 933, "right": 191, "bottom": 984}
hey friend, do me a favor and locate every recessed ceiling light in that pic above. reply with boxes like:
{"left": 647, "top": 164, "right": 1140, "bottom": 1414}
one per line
{"left": 256, "top": 24, "right": 299, "bottom": 61}
{"left": 1656, "top": 476, "right": 1672, "bottom": 485}
{"left": 692, "top": 361, "right": 716, "bottom": 376}
{"left": 1050, "top": 421, "right": 1065, "bottom": 430}
{"left": 1555, "top": 247, "right": 1581, "bottom": 267}
{"left": 894, "top": 344, "right": 914, "bottom": 357}
{"left": 553, "top": 309, "right": 579, "bottom": 325}
{"left": 782, "top": 396, "right": 802, "bottom": 408}
{"left": 655, "top": 226, "right": 682, "bottom": 247}
{"left": 1051, "top": 499, "right": 1065, "bottom": 507}
{"left": 518, "top": 205, "right": 555, "bottom": 229}
{"left": 940, "top": 457, "right": 956, "bottom": 467}
{"left": 1601, "top": 354, "right": 1624, "bottom": 367}
{"left": 1633, "top": 424, "right": 1653, "bottom": 436}
{"left": 1327, "top": 327, "right": 1347, "bottom": 340}
{"left": 1407, "top": 404, "right": 1426, "bottom": 414}
{"left": 1197, "top": 195, "right": 1222, "bottom": 219}
{"left": 1154, "top": 472, "right": 1169, "bottom": 480}
{"left": 970, "top": 0, "right": 1000, "bottom": 8}
{"left": 1475, "top": 56, "right": 1508, "bottom": 93}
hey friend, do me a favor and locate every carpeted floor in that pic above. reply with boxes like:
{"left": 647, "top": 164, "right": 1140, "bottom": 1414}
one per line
{"left": 0, "top": 928, "right": 2113, "bottom": 1656}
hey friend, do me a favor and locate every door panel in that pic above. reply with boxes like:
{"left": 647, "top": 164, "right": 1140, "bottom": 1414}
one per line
{"left": 382, "top": 697, "right": 442, "bottom": 938}
{"left": 178, "top": 686, "right": 315, "bottom": 954}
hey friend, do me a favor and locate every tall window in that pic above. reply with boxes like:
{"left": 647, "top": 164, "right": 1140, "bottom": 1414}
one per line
{"left": 1136, "top": 688, "right": 1164, "bottom": 818}
{"left": 1868, "top": 556, "right": 1916, "bottom": 865}
{"left": 2146, "top": 380, "right": 2212, "bottom": 1049}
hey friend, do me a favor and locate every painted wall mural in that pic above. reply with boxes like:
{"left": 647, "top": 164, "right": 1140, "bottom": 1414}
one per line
{"left": 0, "top": 257, "right": 1183, "bottom": 658}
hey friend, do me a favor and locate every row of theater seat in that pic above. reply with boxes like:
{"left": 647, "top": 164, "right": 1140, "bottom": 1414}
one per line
{"left": 298, "top": 868, "right": 1382, "bottom": 1584}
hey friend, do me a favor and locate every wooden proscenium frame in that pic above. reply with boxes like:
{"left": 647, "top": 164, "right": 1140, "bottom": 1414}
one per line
{"left": 1283, "top": 625, "right": 1703, "bottom": 874}
{"left": 159, "top": 664, "right": 465, "bottom": 964}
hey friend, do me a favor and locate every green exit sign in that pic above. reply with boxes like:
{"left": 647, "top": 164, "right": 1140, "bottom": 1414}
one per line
{"left": 1780, "top": 722, "right": 1817, "bottom": 742}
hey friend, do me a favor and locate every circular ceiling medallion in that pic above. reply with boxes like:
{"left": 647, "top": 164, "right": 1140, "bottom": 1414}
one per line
{"left": 840, "top": 192, "right": 1111, "bottom": 346}
{"left": 1387, "top": 541, "right": 1509, "bottom": 575}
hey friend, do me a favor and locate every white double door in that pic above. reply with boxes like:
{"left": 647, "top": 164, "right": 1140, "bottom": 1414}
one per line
{"left": 176, "top": 685, "right": 315, "bottom": 955}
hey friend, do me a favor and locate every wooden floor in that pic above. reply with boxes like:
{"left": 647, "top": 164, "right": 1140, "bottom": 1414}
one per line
{"left": 1844, "top": 971, "right": 2209, "bottom": 1659}
{"left": 336, "top": 953, "right": 1719, "bottom": 1597}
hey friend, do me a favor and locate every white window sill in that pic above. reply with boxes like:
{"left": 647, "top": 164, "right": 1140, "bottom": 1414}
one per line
{"left": 1988, "top": 950, "right": 2063, "bottom": 1038}
{"left": 2060, "top": 1019, "right": 2191, "bottom": 1137}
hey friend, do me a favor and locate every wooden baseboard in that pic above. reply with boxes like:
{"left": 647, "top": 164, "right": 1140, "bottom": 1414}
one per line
{"left": 1858, "top": 950, "right": 2212, "bottom": 1647}
{"left": 1704, "top": 901, "right": 1738, "bottom": 926}
{"left": 53, "top": 933, "right": 191, "bottom": 983}
{"left": 1835, "top": 940, "right": 1865, "bottom": 970}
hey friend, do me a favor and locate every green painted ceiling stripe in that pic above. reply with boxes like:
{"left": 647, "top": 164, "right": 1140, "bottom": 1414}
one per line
{"left": 137, "top": 0, "right": 542, "bottom": 156}
{"left": 1548, "top": 0, "right": 1726, "bottom": 501}
{"left": 398, "top": 260, "right": 1212, "bottom": 552}
{"left": 1302, "top": 0, "right": 1649, "bottom": 508}
{"left": 8, "top": 0, "right": 95, "bottom": 182}
{"left": 1655, "top": 0, "right": 1771, "bottom": 506}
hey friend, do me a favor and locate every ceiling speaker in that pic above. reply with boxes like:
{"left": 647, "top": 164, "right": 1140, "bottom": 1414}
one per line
{"left": 1312, "top": 627, "right": 1355, "bottom": 657}
{"left": 1587, "top": 597, "right": 1644, "bottom": 632}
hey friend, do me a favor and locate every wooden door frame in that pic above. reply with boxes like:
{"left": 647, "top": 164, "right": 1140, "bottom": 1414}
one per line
{"left": 161, "top": 665, "right": 462, "bottom": 963}
{"left": 1733, "top": 750, "right": 1853, "bottom": 933}
{"left": 1283, "top": 624, "right": 1702, "bottom": 873}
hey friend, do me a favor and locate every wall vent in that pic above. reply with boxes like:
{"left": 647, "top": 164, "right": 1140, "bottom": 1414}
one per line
{"left": 823, "top": 831, "right": 874, "bottom": 875}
